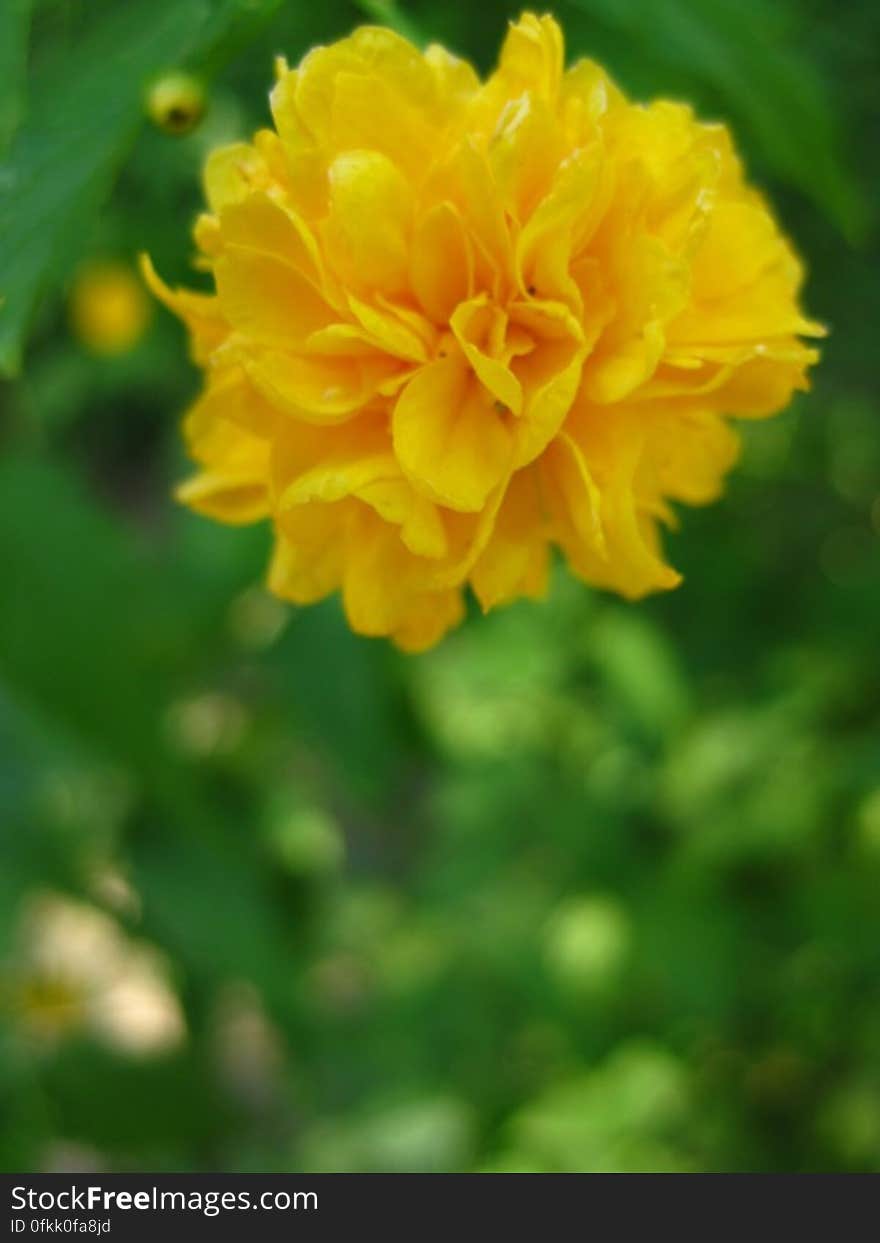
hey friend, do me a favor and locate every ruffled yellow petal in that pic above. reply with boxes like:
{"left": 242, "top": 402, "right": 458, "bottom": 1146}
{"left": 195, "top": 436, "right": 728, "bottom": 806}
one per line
{"left": 489, "top": 92, "right": 563, "bottom": 222}
{"left": 138, "top": 255, "right": 226, "bottom": 365}
{"left": 392, "top": 357, "right": 514, "bottom": 511}
{"left": 451, "top": 297, "right": 523, "bottom": 414}
{"left": 557, "top": 400, "right": 683, "bottom": 598}
{"left": 245, "top": 347, "right": 401, "bottom": 423}
{"left": 355, "top": 478, "right": 449, "bottom": 560}
{"left": 215, "top": 247, "right": 334, "bottom": 346}
{"left": 515, "top": 143, "right": 605, "bottom": 304}
{"left": 274, "top": 424, "right": 396, "bottom": 510}
{"left": 643, "top": 410, "right": 741, "bottom": 506}
{"left": 471, "top": 468, "right": 549, "bottom": 611}
{"left": 175, "top": 376, "right": 271, "bottom": 524}
{"left": 410, "top": 201, "right": 473, "bottom": 324}
{"left": 346, "top": 293, "right": 428, "bottom": 363}
{"left": 217, "top": 193, "right": 329, "bottom": 297}
{"left": 391, "top": 587, "right": 466, "bottom": 652}
{"left": 508, "top": 299, "right": 586, "bottom": 465}
{"left": 492, "top": 13, "right": 564, "bottom": 103}
{"left": 176, "top": 470, "right": 269, "bottom": 525}
{"left": 340, "top": 508, "right": 431, "bottom": 638}
{"left": 319, "top": 150, "right": 412, "bottom": 298}
{"left": 269, "top": 502, "right": 349, "bottom": 604}
{"left": 293, "top": 27, "right": 439, "bottom": 174}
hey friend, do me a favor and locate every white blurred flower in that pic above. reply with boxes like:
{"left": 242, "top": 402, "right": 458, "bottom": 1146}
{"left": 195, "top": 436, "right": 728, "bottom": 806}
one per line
{"left": 8, "top": 891, "right": 185, "bottom": 1057}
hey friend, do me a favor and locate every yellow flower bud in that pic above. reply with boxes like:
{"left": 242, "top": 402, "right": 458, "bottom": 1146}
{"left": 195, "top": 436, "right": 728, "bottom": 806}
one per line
{"left": 146, "top": 72, "right": 206, "bottom": 135}
{"left": 69, "top": 261, "right": 151, "bottom": 356}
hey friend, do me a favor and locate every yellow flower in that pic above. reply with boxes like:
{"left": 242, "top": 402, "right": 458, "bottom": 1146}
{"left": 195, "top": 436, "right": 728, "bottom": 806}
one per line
{"left": 144, "top": 12, "right": 823, "bottom": 650}
{"left": 70, "top": 261, "right": 151, "bottom": 356}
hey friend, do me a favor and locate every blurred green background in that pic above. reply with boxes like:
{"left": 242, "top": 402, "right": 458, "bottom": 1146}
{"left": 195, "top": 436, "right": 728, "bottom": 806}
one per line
{"left": 1, "top": 0, "right": 879, "bottom": 1173}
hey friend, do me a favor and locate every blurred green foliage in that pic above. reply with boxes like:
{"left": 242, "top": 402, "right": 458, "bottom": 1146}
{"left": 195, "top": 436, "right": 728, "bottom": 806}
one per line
{"left": 1, "top": 0, "right": 879, "bottom": 1173}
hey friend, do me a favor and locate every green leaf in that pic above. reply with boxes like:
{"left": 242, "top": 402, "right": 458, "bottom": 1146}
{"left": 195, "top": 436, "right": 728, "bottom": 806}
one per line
{"left": 0, "top": 0, "right": 288, "bottom": 378}
{"left": 0, "top": 0, "right": 32, "bottom": 153}
{"left": 0, "top": 1, "right": 206, "bottom": 376}
{"left": 0, "top": 453, "right": 178, "bottom": 765}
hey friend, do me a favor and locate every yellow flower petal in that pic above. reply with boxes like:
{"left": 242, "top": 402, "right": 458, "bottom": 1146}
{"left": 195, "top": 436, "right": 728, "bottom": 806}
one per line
{"left": 203, "top": 143, "right": 268, "bottom": 213}
{"left": 542, "top": 431, "right": 606, "bottom": 557}
{"left": 471, "top": 468, "right": 549, "bottom": 611}
{"left": 515, "top": 144, "right": 604, "bottom": 299}
{"left": 218, "top": 193, "right": 329, "bottom": 298}
{"left": 215, "top": 246, "right": 334, "bottom": 346}
{"left": 246, "top": 348, "right": 401, "bottom": 423}
{"left": 294, "top": 27, "right": 438, "bottom": 172}
{"left": 275, "top": 419, "right": 397, "bottom": 508}
{"left": 391, "top": 588, "right": 465, "bottom": 652}
{"left": 508, "top": 299, "right": 586, "bottom": 465}
{"left": 392, "top": 357, "right": 514, "bottom": 511}
{"left": 489, "top": 92, "right": 563, "bottom": 222}
{"left": 347, "top": 293, "right": 428, "bottom": 362}
{"left": 561, "top": 402, "right": 683, "bottom": 598}
{"left": 356, "top": 478, "right": 449, "bottom": 560}
{"left": 493, "top": 13, "right": 564, "bottom": 102}
{"left": 176, "top": 472, "right": 269, "bottom": 525}
{"left": 270, "top": 502, "right": 350, "bottom": 604}
{"left": 410, "top": 201, "right": 473, "bottom": 324}
{"left": 340, "top": 508, "right": 426, "bottom": 637}
{"left": 450, "top": 297, "right": 523, "bottom": 414}
{"left": 175, "top": 386, "right": 271, "bottom": 525}
{"left": 138, "top": 254, "right": 225, "bottom": 364}
{"left": 645, "top": 410, "right": 741, "bottom": 505}
{"left": 322, "top": 150, "right": 413, "bottom": 296}
{"left": 424, "top": 43, "right": 479, "bottom": 114}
